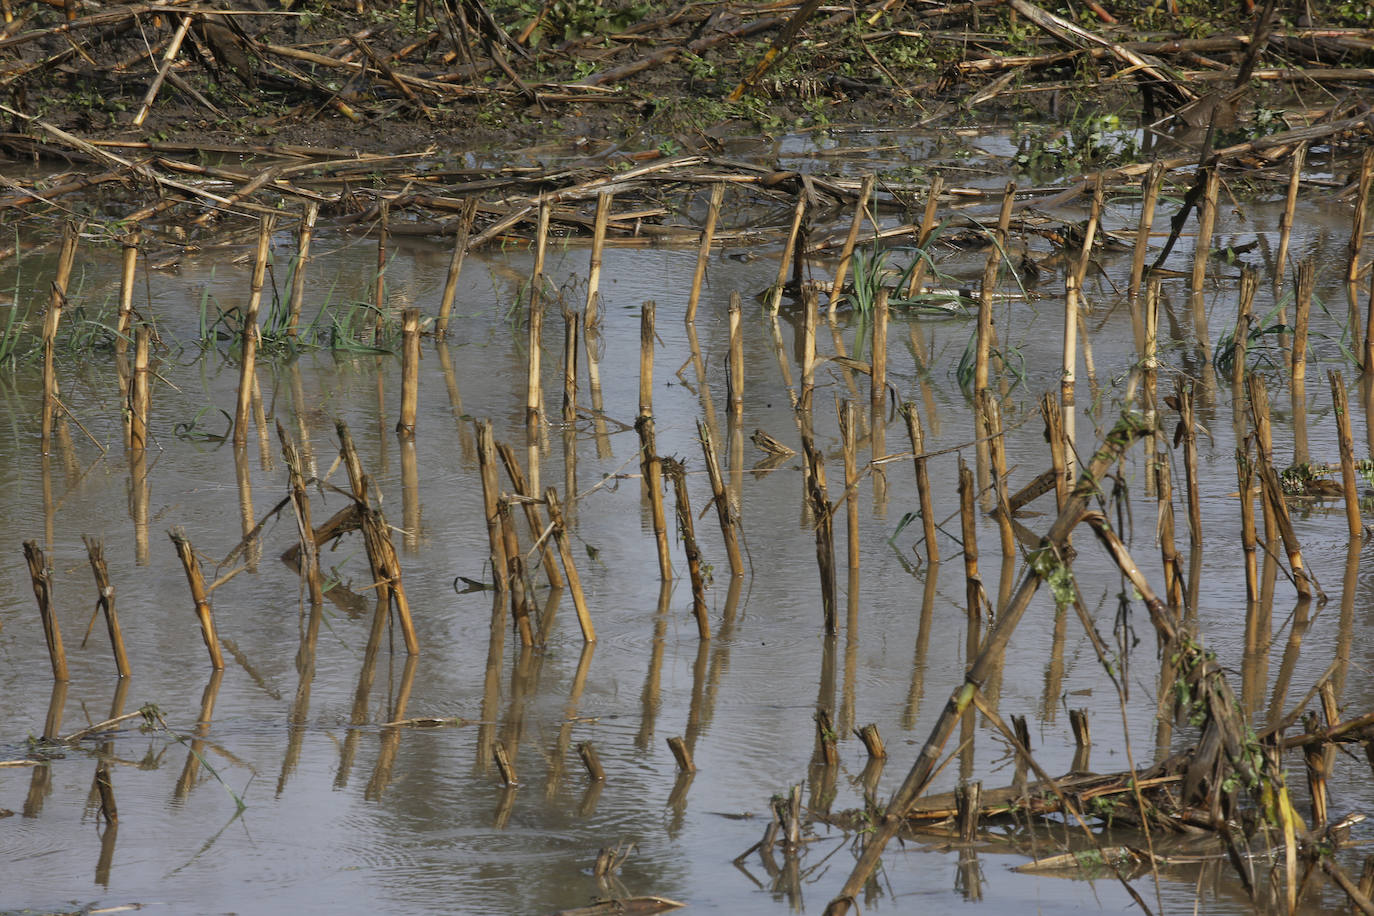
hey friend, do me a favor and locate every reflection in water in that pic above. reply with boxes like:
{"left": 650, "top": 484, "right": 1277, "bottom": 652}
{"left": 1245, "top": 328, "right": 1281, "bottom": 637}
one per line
{"left": 278, "top": 601, "right": 324, "bottom": 796}
{"left": 637, "top": 582, "right": 672, "bottom": 751}
{"left": 365, "top": 653, "right": 417, "bottom": 801}
{"left": 904, "top": 562, "right": 939, "bottom": 730}
{"left": 175, "top": 668, "right": 224, "bottom": 801}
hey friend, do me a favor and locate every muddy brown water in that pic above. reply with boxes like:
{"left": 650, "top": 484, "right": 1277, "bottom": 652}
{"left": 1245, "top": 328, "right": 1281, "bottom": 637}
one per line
{"left": 2, "top": 133, "right": 1374, "bottom": 914}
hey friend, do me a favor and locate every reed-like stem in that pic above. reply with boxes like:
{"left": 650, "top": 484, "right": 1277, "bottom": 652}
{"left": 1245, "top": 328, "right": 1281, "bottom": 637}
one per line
{"left": 233, "top": 216, "right": 273, "bottom": 447}
{"left": 497, "top": 441, "right": 563, "bottom": 589}
{"left": 665, "top": 459, "right": 711, "bottom": 639}
{"left": 799, "top": 408, "right": 837, "bottom": 634}
{"left": 698, "top": 418, "right": 744, "bottom": 576}
{"left": 828, "top": 175, "right": 875, "bottom": 317}
{"left": 373, "top": 201, "right": 388, "bottom": 341}
{"left": 287, "top": 202, "right": 318, "bottom": 338}
{"left": 905, "top": 174, "right": 944, "bottom": 299}
{"left": 545, "top": 487, "right": 595, "bottom": 643}
{"left": 1292, "top": 260, "right": 1314, "bottom": 465}
{"left": 978, "top": 391, "right": 1015, "bottom": 560}
{"left": 1274, "top": 142, "right": 1306, "bottom": 296}
{"left": 497, "top": 497, "right": 535, "bottom": 646}
{"left": 686, "top": 182, "right": 724, "bottom": 324}
{"left": 474, "top": 419, "right": 509, "bottom": 586}
{"left": 584, "top": 192, "right": 612, "bottom": 329}
{"left": 639, "top": 300, "right": 655, "bottom": 418}
{"left": 728, "top": 291, "right": 744, "bottom": 417}
{"left": 169, "top": 529, "right": 224, "bottom": 669}
{"left": 770, "top": 193, "right": 807, "bottom": 317}
{"left": 397, "top": 307, "right": 420, "bottom": 438}
{"left": 901, "top": 402, "right": 940, "bottom": 565}
{"left": 636, "top": 415, "right": 673, "bottom": 581}
{"left": 83, "top": 536, "right": 129, "bottom": 677}
{"left": 562, "top": 308, "right": 579, "bottom": 425}
{"left": 1330, "top": 370, "right": 1363, "bottom": 540}
{"left": 871, "top": 288, "right": 888, "bottom": 420}
{"left": 115, "top": 229, "right": 138, "bottom": 363}
{"left": 41, "top": 221, "right": 78, "bottom": 455}
{"left": 436, "top": 198, "right": 477, "bottom": 338}
{"left": 23, "top": 540, "right": 68, "bottom": 681}
{"left": 839, "top": 399, "right": 860, "bottom": 570}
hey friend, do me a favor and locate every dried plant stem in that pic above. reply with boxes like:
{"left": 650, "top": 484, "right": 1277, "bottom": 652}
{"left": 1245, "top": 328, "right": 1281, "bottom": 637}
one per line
{"left": 727, "top": 292, "right": 743, "bottom": 417}
{"left": 815, "top": 709, "right": 839, "bottom": 766}
{"left": 1128, "top": 162, "right": 1163, "bottom": 350}
{"left": 1251, "top": 456, "right": 1314, "bottom": 601}
{"left": 436, "top": 198, "right": 476, "bottom": 338}
{"left": 129, "top": 325, "right": 151, "bottom": 451}
{"left": 545, "top": 487, "right": 594, "bottom": 643}
{"left": 978, "top": 391, "right": 1014, "bottom": 560}
{"left": 839, "top": 400, "right": 860, "bottom": 570}
{"left": 527, "top": 201, "right": 550, "bottom": 433}
{"left": 373, "top": 201, "right": 388, "bottom": 341}
{"left": 169, "top": 529, "right": 224, "bottom": 669}
{"left": 577, "top": 741, "right": 605, "bottom": 781}
{"left": 686, "top": 183, "right": 724, "bottom": 324}
{"left": 41, "top": 221, "right": 78, "bottom": 455}
{"left": 636, "top": 415, "right": 673, "bottom": 582}
{"left": 902, "top": 402, "right": 939, "bottom": 565}
{"left": 1042, "top": 391, "right": 1068, "bottom": 511}
{"left": 286, "top": 202, "right": 318, "bottom": 339}
{"left": 977, "top": 182, "right": 1015, "bottom": 397}
{"left": 665, "top": 460, "right": 710, "bottom": 639}
{"left": 871, "top": 288, "right": 888, "bottom": 420}
{"left": 498, "top": 497, "right": 535, "bottom": 647}
{"left": 799, "top": 408, "right": 837, "bottom": 634}
{"left": 1292, "top": 260, "right": 1314, "bottom": 465}
{"left": 1190, "top": 166, "right": 1219, "bottom": 298}
{"left": 801, "top": 288, "right": 817, "bottom": 408}
{"left": 23, "top": 540, "right": 68, "bottom": 681}
{"left": 1176, "top": 381, "right": 1202, "bottom": 547}
{"left": 562, "top": 309, "right": 579, "bottom": 425}
{"left": 1349, "top": 147, "right": 1373, "bottom": 299}
{"left": 131, "top": 14, "right": 190, "bottom": 127}
{"left": 83, "top": 536, "right": 129, "bottom": 677}
{"left": 396, "top": 307, "right": 420, "bottom": 438}
{"left": 667, "top": 736, "right": 695, "bottom": 773}
{"left": 855, "top": 723, "right": 886, "bottom": 759}
{"left": 475, "top": 420, "right": 509, "bottom": 585}
{"left": 1330, "top": 370, "right": 1363, "bottom": 539}
{"left": 1237, "top": 448, "right": 1259, "bottom": 603}
{"left": 497, "top": 441, "right": 563, "bottom": 589}
{"left": 279, "top": 422, "right": 323, "bottom": 606}
{"left": 1274, "top": 142, "right": 1306, "bottom": 295}
{"left": 828, "top": 174, "right": 875, "bottom": 317}
{"left": 233, "top": 216, "right": 272, "bottom": 447}
{"left": 1231, "top": 268, "right": 1259, "bottom": 413}
{"left": 493, "top": 741, "right": 518, "bottom": 785}
{"left": 115, "top": 229, "right": 138, "bottom": 363}
{"left": 905, "top": 174, "right": 944, "bottom": 299}
{"left": 1061, "top": 179, "right": 1102, "bottom": 476}
{"left": 770, "top": 193, "right": 806, "bottom": 317}
{"left": 698, "top": 419, "right": 744, "bottom": 577}
{"left": 1154, "top": 435, "right": 1185, "bottom": 615}
{"left": 639, "top": 300, "right": 655, "bottom": 418}
{"left": 584, "top": 192, "right": 612, "bottom": 329}
{"left": 957, "top": 460, "right": 984, "bottom": 646}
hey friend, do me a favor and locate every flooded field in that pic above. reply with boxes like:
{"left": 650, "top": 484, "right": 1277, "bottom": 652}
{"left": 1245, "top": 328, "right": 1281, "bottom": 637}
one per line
{"left": 4, "top": 129, "right": 1374, "bottom": 915}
